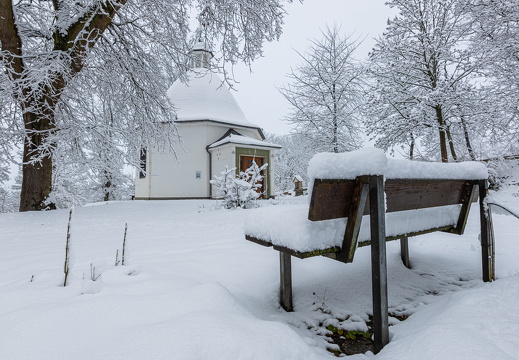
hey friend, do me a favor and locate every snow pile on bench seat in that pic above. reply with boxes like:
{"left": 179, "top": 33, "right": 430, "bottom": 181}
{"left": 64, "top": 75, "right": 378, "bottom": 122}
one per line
{"left": 308, "top": 148, "right": 488, "bottom": 181}
{"left": 308, "top": 148, "right": 387, "bottom": 180}
{"left": 244, "top": 204, "right": 462, "bottom": 253}
{"left": 245, "top": 204, "right": 344, "bottom": 252}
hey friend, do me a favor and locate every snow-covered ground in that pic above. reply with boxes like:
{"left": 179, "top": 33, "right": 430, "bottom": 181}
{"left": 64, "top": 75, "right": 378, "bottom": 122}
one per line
{"left": 1, "top": 190, "right": 519, "bottom": 359}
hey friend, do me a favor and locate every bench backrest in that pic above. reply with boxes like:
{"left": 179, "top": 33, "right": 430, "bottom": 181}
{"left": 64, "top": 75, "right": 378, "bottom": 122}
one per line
{"left": 310, "top": 178, "right": 478, "bottom": 219}
{"left": 309, "top": 176, "right": 480, "bottom": 262}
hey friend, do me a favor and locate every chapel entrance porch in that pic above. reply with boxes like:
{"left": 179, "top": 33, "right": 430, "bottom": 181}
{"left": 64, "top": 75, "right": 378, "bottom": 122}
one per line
{"left": 240, "top": 155, "right": 266, "bottom": 199}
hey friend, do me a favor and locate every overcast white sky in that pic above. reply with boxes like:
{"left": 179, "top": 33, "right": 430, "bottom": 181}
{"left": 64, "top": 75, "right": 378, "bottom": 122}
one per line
{"left": 230, "top": 0, "right": 396, "bottom": 135}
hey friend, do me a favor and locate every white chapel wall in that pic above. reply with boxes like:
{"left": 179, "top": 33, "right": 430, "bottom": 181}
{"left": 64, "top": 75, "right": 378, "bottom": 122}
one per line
{"left": 135, "top": 122, "right": 268, "bottom": 199}
{"left": 209, "top": 144, "right": 235, "bottom": 198}
{"left": 152, "top": 123, "right": 212, "bottom": 198}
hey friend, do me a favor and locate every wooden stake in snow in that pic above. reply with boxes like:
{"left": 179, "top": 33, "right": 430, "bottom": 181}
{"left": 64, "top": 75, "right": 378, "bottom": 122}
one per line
{"left": 122, "top": 223, "right": 127, "bottom": 266}
{"left": 63, "top": 208, "right": 73, "bottom": 287}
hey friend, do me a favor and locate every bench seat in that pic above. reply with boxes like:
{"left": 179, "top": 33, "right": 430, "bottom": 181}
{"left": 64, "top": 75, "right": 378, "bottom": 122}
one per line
{"left": 245, "top": 203, "right": 462, "bottom": 258}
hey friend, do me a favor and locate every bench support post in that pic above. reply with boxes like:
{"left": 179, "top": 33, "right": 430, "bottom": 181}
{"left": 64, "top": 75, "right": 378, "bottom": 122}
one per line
{"left": 339, "top": 179, "right": 369, "bottom": 263}
{"left": 478, "top": 180, "right": 495, "bottom": 282}
{"left": 400, "top": 236, "right": 411, "bottom": 269}
{"left": 453, "top": 183, "right": 479, "bottom": 234}
{"left": 369, "top": 175, "right": 389, "bottom": 353}
{"left": 279, "top": 252, "right": 293, "bottom": 311}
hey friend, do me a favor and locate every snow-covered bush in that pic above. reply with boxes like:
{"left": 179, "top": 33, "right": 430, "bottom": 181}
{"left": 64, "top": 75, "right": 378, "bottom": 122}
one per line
{"left": 0, "top": 185, "right": 19, "bottom": 213}
{"left": 0, "top": 167, "right": 21, "bottom": 213}
{"left": 51, "top": 145, "right": 134, "bottom": 208}
{"left": 210, "top": 161, "right": 268, "bottom": 209}
{"left": 487, "top": 159, "right": 519, "bottom": 190}
{"left": 210, "top": 166, "right": 235, "bottom": 203}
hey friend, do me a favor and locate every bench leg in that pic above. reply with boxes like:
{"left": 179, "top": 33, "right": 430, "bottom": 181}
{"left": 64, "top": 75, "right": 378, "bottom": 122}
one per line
{"left": 479, "top": 180, "right": 495, "bottom": 282}
{"left": 279, "top": 252, "right": 293, "bottom": 311}
{"left": 369, "top": 175, "right": 389, "bottom": 354}
{"left": 400, "top": 236, "right": 411, "bottom": 269}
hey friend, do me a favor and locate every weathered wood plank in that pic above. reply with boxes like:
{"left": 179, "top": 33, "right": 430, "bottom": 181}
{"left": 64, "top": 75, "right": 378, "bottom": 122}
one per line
{"left": 308, "top": 179, "right": 358, "bottom": 221}
{"left": 385, "top": 179, "right": 467, "bottom": 212}
{"left": 272, "top": 244, "right": 340, "bottom": 259}
{"left": 245, "top": 235, "right": 342, "bottom": 259}
{"left": 357, "top": 225, "right": 457, "bottom": 247}
{"left": 309, "top": 178, "right": 476, "bottom": 221}
{"left": 248, "top": 224, "right": 460, "bottom": 258}
{"left": 245, "top": 235, "right": 273, "bottom": 247}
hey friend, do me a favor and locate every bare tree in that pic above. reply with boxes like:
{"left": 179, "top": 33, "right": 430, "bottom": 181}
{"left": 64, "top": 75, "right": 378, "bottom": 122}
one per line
{"left": 366, "top": 0, "right": 481, "bottom": 162}
{"left": 0, "top": 0, "right": 289, "bottom": 211}
{"left": 468, "top": 0, "right": 519, "bottom": 156}
{"left": 279, "top": 25, "right": 365, "bottom": 154}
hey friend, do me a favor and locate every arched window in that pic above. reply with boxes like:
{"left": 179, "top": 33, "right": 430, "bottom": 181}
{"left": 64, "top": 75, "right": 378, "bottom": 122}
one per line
{"left": 139, "top": 147, "right": 147, "bottom": 178}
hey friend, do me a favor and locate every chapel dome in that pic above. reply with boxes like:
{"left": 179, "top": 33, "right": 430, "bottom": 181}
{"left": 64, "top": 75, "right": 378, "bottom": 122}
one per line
{"left": 167, "top": 69, "right": 260, "bottom": 129}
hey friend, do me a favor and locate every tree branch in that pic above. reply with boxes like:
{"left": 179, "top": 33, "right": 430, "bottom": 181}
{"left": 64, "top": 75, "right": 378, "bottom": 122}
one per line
{"left": 0, "top": 0, "right": 25, "bottom": 81}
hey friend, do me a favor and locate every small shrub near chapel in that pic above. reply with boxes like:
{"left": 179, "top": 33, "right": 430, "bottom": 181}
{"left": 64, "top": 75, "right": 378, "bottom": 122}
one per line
{"left": 210, "top": 161, "right": 267, "bottom": 209}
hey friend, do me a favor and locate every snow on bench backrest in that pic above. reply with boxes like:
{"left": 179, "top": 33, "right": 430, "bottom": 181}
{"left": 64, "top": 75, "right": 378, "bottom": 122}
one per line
{"left": 308, "top": 148, "right": 488, "bottom": 220}
{"left": 308, "top": 148, "right": 488, "bottom": 182}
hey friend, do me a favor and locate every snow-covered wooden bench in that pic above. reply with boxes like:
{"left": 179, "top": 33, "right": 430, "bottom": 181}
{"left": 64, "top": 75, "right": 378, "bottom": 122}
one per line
{"left": 244, "top": 148, "right": 494, "bottom": 353}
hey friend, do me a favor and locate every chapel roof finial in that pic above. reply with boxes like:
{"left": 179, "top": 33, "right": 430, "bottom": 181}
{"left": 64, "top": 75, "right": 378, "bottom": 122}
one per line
{"left": 191, "top": 4, "right": 213, "bottom": 69}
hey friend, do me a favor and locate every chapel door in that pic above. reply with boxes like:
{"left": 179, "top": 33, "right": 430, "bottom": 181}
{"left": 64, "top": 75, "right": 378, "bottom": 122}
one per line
{"left": 240, "top": 156, "right": 266, "bottom": 198}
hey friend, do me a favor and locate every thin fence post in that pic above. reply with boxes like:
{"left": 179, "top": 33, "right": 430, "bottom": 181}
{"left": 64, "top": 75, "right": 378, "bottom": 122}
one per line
{"left": 122, "top": 223, "right": 128, "bottom": 266}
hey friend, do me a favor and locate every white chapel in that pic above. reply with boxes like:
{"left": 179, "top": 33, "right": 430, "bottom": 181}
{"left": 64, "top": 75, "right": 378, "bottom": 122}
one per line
{"left": 134, "top": 43, "right": 281, "bottom": 200}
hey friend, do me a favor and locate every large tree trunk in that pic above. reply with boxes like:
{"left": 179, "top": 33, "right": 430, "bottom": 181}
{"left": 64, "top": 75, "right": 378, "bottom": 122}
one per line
{"left": 19, "top": 111, "right": 55, "bottom": 211}
{"left": 20, "top": 157, "right": 54, "bottom": 211}
{"left": 1, "top": 0, "right": 126, "bottom": 211}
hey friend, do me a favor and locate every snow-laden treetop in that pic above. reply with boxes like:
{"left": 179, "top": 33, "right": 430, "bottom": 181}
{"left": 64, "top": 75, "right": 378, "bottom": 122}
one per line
{"left": 308, "top": 148, "right": 489, "bottom": 180}
{"left": 167, "top": 70, "right": 259, "bottom": 129}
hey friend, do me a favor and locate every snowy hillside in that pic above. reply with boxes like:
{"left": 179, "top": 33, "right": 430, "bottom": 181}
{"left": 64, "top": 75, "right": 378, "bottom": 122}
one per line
{"left": 1, "top": 191, "right": 519, "bottom": 359}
